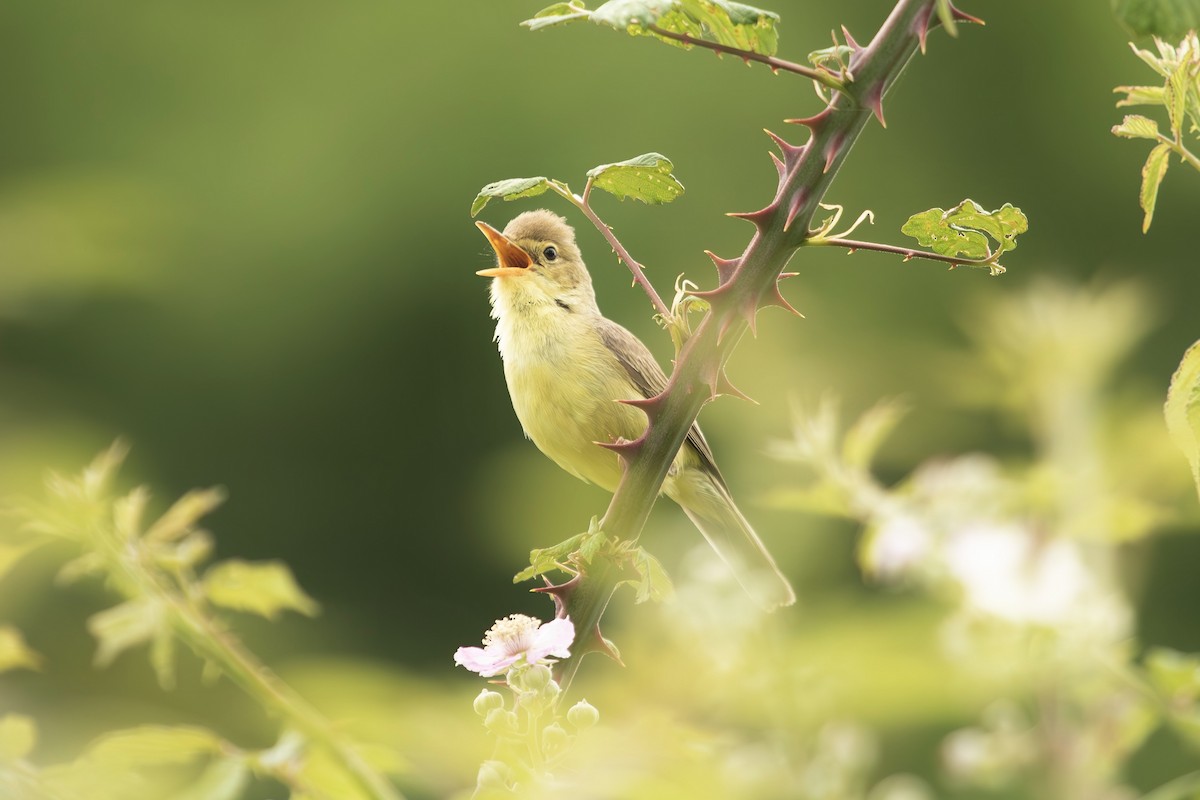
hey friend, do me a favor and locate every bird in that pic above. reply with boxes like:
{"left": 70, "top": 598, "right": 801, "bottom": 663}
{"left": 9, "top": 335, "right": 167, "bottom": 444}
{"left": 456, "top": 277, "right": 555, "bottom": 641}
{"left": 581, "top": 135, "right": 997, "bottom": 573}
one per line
{"left": 475, "top": 209, "right": 795, "bottom": 610}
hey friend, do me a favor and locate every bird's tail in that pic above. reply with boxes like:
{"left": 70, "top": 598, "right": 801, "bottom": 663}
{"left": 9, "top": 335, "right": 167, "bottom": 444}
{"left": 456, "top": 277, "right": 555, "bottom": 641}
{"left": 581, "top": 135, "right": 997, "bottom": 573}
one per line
{"left": 669, "top": 471, "right": 796, "bottom": 611}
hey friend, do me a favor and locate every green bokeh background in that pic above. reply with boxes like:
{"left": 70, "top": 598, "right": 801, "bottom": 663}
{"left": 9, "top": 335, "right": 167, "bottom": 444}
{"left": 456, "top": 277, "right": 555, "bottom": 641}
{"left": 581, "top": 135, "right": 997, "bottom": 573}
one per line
{"left": 2, "top": 0, "right": 1200, "bottom": 794}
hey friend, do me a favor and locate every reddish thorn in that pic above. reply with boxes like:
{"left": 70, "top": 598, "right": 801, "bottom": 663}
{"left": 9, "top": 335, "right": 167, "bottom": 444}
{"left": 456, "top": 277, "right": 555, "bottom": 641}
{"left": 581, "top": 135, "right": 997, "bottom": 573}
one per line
{"left": 583, "top": 624, "right": 624, "bottom": 665}
{"left": 949, "top": 3, "right": 986, "bottom": 25}
{"left": 742, "top": 56, "right": 752, "bottom": 67}
{"left": 822, "top": 131, "right": 845, "bottom": 173}
{"left": 840, "top": 25, "right": 860, "bottom": 51}
{"left": 769, "top": 65, "right": 780, "bottom": 76}
{"left": 704, "top": 250, "right": 741, "bottom": 285}
{"left": 715, "top": 369, "right": 757, "bottom": 404}
{"left": 689, "top": 284, "right": 734, "bottom": 303}
{"left": 779, "top": 271, "right": 799, "bottom": 280}
{"left": 617, "top": 394, "right": 664, "bottom": 421}
{"left": 533, "top": 574, "right": 582, "bottom": 616}
{"left": 847, "top": 248, "right": 857, "bottom": 255}
{"left": 595, "top": 436, "right": 645, "bottom": 460}
{"left": 864, "top": 85, "right": 886, "bottom": 127}
{"left": 784, "top": 187, "right": 809, "bottom": 231}
{"left": 761, "top": 283, "right": 804, "bottom": 318}
{"left": 914, "top": 4, "right": 933, "bottom": 53}
{"left": 785, "top": 107, "right": 832, "bottom": 135}
{"left": 902, "top": 253, "right": 914, "bottom": 262}
{"left": 769, "top": 151, "right": 786, "bottom": 181}
{"left": 726, "top": 205, "right": 777, "bottom": 230}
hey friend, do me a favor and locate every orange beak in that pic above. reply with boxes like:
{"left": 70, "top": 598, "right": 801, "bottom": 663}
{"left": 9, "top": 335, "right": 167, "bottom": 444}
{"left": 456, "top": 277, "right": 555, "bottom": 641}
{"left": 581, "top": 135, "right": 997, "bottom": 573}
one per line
{"left": 475, "top": 221, "right": 533, "bottom": 278}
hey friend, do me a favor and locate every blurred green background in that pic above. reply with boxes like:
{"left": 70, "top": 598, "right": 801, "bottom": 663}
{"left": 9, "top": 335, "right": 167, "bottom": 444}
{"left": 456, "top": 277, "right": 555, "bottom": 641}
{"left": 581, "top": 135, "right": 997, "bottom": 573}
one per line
{"left": 2, "top": 0, "right": 1200, "bottom": 797}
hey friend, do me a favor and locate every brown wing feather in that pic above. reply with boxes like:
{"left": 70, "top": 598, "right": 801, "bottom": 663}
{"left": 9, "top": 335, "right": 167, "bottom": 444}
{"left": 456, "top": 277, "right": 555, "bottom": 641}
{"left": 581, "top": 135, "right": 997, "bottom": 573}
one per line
{"left": 595, "top": 318, "right": 727, "bottom": 489}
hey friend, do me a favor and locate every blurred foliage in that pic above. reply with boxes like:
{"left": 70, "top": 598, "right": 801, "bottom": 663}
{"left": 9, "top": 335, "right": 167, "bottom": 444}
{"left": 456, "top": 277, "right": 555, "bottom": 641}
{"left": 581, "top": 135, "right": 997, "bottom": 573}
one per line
{"left": 2, "top": 0, "right": 1200, "bottom": 798}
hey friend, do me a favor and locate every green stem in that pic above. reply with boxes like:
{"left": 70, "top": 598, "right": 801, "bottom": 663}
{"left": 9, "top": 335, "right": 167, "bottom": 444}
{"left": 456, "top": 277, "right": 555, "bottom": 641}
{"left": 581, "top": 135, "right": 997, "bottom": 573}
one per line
{"left": 555, "top": 0, "right": 942, "bottom": 686}
{"left": 96, "top": 534, "right": 401, "bottom": 800}
{"left": 810, "top": 235, "right": 1004, "bottom": 272}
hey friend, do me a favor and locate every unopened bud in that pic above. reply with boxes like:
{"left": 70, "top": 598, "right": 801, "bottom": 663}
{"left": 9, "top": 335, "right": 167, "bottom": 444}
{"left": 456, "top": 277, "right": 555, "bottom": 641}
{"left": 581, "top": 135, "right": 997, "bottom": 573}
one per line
{"left": 541, "top": 723, "right": 569, "bottom": 758}
{"left": 474, "top": 689, "right": 504, "bottom": 717}
{"left": 483, "top": 708, "right": 519, "bottom": 736}
{"left": 567, "top": 699, "right": 599, "bottom": 730}
{"left": 476, "top": 760, "right": 514, "bottom": 790}
{"left": 511, "top": 663, "right": 553, "bottom": 692}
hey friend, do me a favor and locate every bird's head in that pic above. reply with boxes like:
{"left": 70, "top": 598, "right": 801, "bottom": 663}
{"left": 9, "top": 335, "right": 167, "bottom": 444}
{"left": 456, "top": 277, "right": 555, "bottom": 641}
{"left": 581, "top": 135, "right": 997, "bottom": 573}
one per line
{"left": 476, "top": 209, "right": 598, "bottom": 313}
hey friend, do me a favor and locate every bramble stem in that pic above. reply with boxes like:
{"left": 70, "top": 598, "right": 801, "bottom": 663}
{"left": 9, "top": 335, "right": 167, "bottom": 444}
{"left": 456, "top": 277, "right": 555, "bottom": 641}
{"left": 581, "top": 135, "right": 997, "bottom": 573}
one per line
{"left": 646, "top": 25, "right": 846, "bottom": 93}
{"left": 550, "top": 181, "right": 673, "bottom": 318}
{"left": 553, "top": 0, "right": 949, "bottom": 687}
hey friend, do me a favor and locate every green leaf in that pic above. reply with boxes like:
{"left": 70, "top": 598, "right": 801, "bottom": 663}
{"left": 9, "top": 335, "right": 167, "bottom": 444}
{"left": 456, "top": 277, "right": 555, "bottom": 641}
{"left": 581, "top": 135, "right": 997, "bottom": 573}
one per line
{"left": 150, "top": 624, "right": 176, "bottom": 691}
{"left": 901, "top": 200, "right": 1028, "bottom": 261}
{"left": 1165, "top": 339, "right": 1200, "bottom": 501}
{"left": 169, "top": 758, "right": 252, "bottom": 800}
{"left": 143, "top": 487, "right": 226, "bottom": 544}
{"left": 470, "top": 177, "right": 553, "bottom": 218}
{"left": 0, "top": 626, "right": 42, "bottom": 673}
{"left": 1146, "top": 647, "right": 1200, "bottom": 701}
{"left": 586, "top": 152, "right": 684, "bottom": 204}
{"left": 87, "top": 597, "right": 165, "bottom": 668}
{"left": 1140, "top": 141, "right": 1172, "bottom": 232}
{"left": 585, "top": 0, "right": 780, "bottom": 56}
{"left": 841, "top": 399, "right": 908, "bottom": 471}
{"left": 514, "top": 532, "right": 587, "bottom": 583}
{"left": 1113, "top": 0, "right": 1200, "bottom": 40}
{"left": 1112, "top": 113, "right": 1162, "bottom": 139}
{"left": 1115, "top": 83, "right": 1168, "bottom": 106}
{"left": 523, "top": 2, "right": 591, "bottom": 31}
{"left": 203, "top": 559, "right": 319, "bottom": 620}
{"left": 0, "top": 714, "right": 37, "bottom": 762}
{"left": 79, "top": 726, "right": 222, "bottom": 769}
{"left": 630, "top": 547, "right": 674, "bottom": 603}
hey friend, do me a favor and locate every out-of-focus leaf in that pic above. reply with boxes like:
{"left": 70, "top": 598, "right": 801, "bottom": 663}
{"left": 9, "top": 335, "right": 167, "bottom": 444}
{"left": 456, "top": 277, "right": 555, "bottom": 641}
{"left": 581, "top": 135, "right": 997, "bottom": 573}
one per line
{"left": 113, "top": 486, "right": 150, "bottom": 541}
{"left": 0, "top": 714, "right": 37, "bottom": 762}
{"left": 901, "top": 200, "right": 1028, "bottom": 261}
{"left": 0, "top": 539, "right": 41, "bottom": 584}
{"left": 169, "top": 757, "right": 251, "bottom": 800}
{"left": 87, "top": 597, "right": 165, "bottom": 667}
{"left": 1113, "top": 0, "right": 1200, "bottom": 40}
{"left": 150, "top": 625, "right": 176, "bottom": 691}
{"left": 470, "top": 177, "right": 553, "bottom": 218}
{"left": 586, "top": 152, "right": 684, "bottom": 204}
{"left": 56, "top": 552, "right": 105, "bottom": 585}
{"left": 1146, "top": 647, "right": 1200, "bottom": 702}
{"left": 842, "top": 399, "right": 908, "bottom": 471}
{"left": 79, "top": 726, "right": 222, "bottom": 769}
{"left": 0, "top": 626, "right": 42, "bottom": 673}
{"left": 203, "top": 559, "right": 319, "bottom": 619}
{"left": 1112, "top": 113, "right": 1162, "bottom": 139}
{"left": 143, "top": 488, "right": 226, "bottom": 544}
{"left": 294, "top": 745, "right": 372, "bottom": 800}
{"left": 1165, "top": 339, "right": 1200, "bottom": 501}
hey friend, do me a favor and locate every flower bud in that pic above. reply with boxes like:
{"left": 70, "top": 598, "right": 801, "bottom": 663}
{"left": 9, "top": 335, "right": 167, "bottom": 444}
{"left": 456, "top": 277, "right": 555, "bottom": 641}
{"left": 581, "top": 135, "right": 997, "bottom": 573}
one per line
{"left": 511, "top": 663, "right": 553, "bottom": 692}
{"left": 567, "top": 699, "right": 599, "bottom": 730}
{"left": 483, "top": 708, "right": 519, "bottom": 737}
{"left": 473, "top": 689, "right": 505, "bottom": 717}
{"left": 541, "top": 723, "right": 570, "bottom": 758}
{"left": 476, "top": 760, "right": 514, "bottom": 791}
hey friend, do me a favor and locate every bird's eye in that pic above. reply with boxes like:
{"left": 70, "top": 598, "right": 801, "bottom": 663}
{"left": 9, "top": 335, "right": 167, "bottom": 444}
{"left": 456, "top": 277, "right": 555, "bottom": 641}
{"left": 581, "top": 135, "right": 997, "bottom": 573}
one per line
{"left": 543, "top": 245, "right": 558, "bottom": 262}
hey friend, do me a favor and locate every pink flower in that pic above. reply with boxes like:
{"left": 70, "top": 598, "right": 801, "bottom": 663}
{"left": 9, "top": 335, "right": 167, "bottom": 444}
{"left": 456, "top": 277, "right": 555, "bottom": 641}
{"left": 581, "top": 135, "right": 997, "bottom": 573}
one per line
{"left": 454, "top": 614, "right": 575, "bottom": 677}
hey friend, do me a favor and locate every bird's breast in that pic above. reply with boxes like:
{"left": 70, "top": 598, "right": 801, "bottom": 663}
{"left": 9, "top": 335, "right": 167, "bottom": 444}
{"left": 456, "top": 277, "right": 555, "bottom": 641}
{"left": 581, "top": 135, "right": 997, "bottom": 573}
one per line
{"left": 494, "top": 308, "right": 646, "bottom": 492}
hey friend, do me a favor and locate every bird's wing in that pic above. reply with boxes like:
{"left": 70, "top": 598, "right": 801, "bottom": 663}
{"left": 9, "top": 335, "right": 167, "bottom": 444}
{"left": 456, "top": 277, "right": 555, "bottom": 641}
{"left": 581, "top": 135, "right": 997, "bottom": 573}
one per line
{"left": 595, "top": 318, "right": 728, "bottom": 489}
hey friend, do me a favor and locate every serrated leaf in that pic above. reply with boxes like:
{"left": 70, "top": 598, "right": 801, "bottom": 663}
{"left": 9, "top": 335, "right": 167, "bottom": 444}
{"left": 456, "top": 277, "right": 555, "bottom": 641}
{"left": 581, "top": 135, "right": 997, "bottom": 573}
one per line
{"left": 0, "top": 626, "right": 42, "bottom": 673}
{"left": 1140, "top": 141, "right": 1172, "bottom": 231}
{"left": 470, "top": 177, "right": 553, "bottom": 218}
{"left": 144, "top": 487, "right": 225, "bottom": 544}
{"left": 514, "top": 532, "right": 587, "bottom": 583}
{"left": 1115, "top": 84, "right": 1168, "bottom": 106}
{"left": 630, "top": 547, "right": 674, "bottom": 603}
{"left": 169, "top": 757, "right": 252, "bottom": 800}
{"left": 79, "top": 726, "right": 221, "bottom": 769}
{"left": 1113, "top": 0, "right": 1200, "bottom": 40}
{"left": 1165, "top": 339, "right": 1200, "bottom": 501}
{"left": 586, "top": 152, "right": 684, "bottom": 204}
{"left": 0, "top": 714, "right": 37, "bottom": 762}
{"left": 87, "top": 597, "right": 165, "bottom": 668}
{"left": 203, "top": 559, "right": 319, "bottom": 619}
{"left": 587, "top": 0, "right": 780, "bottom": 56}
{"left": 1113, "top": 113, "right": 1162, "bottom": 139}
{"left": 901, "top": 200, "right": 1028, "bottom": 260}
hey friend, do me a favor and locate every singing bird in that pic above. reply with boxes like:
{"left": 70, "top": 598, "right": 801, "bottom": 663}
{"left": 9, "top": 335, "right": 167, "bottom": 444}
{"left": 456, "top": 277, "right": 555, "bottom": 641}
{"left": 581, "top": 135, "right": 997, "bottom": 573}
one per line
{"left": 476, "top": 209, "right": 795, "bottom": 610}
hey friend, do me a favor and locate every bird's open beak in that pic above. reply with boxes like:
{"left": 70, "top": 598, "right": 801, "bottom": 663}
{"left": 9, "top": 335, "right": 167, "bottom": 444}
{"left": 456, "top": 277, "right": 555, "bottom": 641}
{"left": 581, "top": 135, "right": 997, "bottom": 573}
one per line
{"left": 475, "top": 221, "right": 533, "bottom": 278}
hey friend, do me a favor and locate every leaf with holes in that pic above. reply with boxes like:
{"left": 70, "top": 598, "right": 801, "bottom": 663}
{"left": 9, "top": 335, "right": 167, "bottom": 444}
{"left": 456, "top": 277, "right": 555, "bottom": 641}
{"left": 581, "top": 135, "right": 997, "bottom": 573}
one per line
{"left": 901, "top": 200, "right": 1028, "bottom": 260}
{"left": 470, "top": 176, "right": 554, "bottom": 217}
